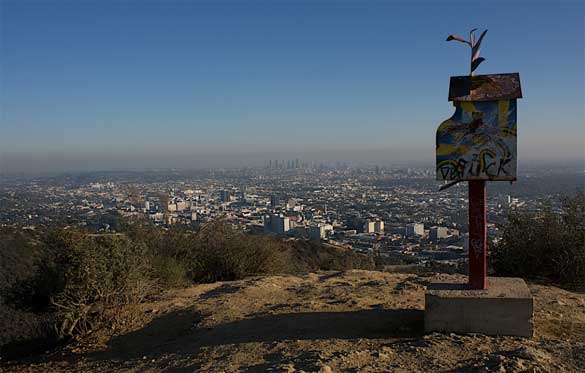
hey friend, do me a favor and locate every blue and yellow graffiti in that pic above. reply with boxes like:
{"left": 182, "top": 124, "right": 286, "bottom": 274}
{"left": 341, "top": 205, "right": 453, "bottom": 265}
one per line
{"left": 436, "top": 99, "right": 517, "bottom": 181}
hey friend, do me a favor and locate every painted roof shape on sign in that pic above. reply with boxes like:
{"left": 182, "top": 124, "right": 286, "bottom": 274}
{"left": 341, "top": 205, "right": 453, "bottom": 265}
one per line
{"left": 449, "top": 73, "right": 522, "bottom": 102}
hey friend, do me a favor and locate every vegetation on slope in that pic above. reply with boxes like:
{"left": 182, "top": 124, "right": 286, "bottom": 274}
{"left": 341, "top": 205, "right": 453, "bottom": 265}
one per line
{"left": 491, "top": 191, "right": 585, "bottom": 291}
{"left": 0, "top": 219, "right": 372, "bottom": 358}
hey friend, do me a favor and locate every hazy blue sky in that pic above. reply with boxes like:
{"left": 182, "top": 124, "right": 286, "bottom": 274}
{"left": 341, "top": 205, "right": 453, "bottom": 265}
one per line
{"left": 1, "top": 0, "right": 584, "bottom": 172}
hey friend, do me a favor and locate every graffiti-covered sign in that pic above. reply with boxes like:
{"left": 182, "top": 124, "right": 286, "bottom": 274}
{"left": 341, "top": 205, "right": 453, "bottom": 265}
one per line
{"left": 436, "top": 73, "right": 522, "bottom": 181}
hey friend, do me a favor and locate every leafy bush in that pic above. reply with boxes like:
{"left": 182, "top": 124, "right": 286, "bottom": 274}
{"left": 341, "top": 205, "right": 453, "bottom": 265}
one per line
{"left": 16, "top": 230, "right": 155, "bottom": 339}
{"left": 151, "top": 256, "right": 189, "bottom": 288}
{"left": 187, "top": 220, "right": 291, "bottom": 282}
{"left": 0, "top": 227, "right": 42, "bottom": 299}
{"left": 288, "top": 240, "right": 375, "bottom": 272}
{"left": 120, "top": 222, "right": 192, "bottom": 288}
{"left": 491, "top": 191, "right": 585, "bottom": 290}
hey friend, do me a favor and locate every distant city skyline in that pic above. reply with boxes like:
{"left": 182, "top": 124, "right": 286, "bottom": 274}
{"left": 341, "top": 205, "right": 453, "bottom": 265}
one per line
{"left": 1, "top": 1, "right": 584, "bottom": 173}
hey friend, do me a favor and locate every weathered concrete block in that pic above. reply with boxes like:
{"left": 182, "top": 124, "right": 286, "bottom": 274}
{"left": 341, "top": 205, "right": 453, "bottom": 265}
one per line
{"left": 425, "top": 277, "right": 533, "bottom": 337}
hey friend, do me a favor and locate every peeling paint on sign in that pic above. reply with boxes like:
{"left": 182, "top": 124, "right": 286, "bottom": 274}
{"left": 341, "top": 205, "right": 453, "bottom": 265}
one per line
{"left": 436, "top": 99, "right": 518, "bottom": 181}
{"left": 436, "top": 73, "right": 521, "bottom": 182}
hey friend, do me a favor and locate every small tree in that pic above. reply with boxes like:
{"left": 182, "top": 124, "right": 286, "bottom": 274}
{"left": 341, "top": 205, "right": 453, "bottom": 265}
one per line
{"left": 39, "top": 231, "right": 155, "bottom": 338}
{"left": 187, "top": 220, "right": 290, "bottom": 282}
{"left": 491, "top": 191, "right": 585, "bottom": 290}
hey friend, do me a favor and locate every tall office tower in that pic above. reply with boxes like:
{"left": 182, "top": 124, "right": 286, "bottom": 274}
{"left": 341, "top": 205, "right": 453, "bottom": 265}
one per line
{"left": 295, "top": 158, "right": 300, "bottom": 168}
{"left": 263, "top": 214, "right": 291, "bottom": 235}
{"left": 406, "top": 223, "right": 425, "bottom": 237}
{"left": 429, "top": 226, "right": 449, "bottom": 242}
{"left": 270, "top": 194, "right": 280, "bottom": 208}
{"left": 240, "top": 186, "right": 246, "bottom": 201}
{"left": 269, "top": 160, "right": 272, "bottom": 168}
{"left": 270, "top": 214, "right": 290, "bottom": 235}
{"left": 309, "top": 224, "right": 326, "bottom": 240}
{"left": 374, "top": 220, "right": 385, "bottom": 233}
{"left": 220, "top": 190, "right": 231, "bottom": 202}
{"left": 364, "top": 220, "right": 376, "bottom": 233}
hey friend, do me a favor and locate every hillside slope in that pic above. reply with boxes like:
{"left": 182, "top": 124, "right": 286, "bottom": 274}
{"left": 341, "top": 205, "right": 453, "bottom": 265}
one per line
{"left": 3, "top": 270, "right": 584, "bottom": 372}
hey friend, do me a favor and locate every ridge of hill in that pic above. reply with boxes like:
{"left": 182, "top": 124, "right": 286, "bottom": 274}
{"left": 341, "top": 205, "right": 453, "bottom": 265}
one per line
{"left": 3, "top": 270, "right": 584, "bottom": 372}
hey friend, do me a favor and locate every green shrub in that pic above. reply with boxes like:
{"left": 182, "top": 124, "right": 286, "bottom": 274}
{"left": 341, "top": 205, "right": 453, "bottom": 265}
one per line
{"left": 491, "top": 191, "right": 585, "bottom": 290}
{"left": 0, "top": 227, "right": 42, "bottom": 300}
{"left": 186, "top": 220, "right": 291, "bottom": 282}
{"left": 288, "top": 240, "right": 375, "bottom": 272}
{"left": 37, "top": 231, "right": 155, "bottom": 338}
{"left": 151, "top": 256, "right": 189, "bottom": 288}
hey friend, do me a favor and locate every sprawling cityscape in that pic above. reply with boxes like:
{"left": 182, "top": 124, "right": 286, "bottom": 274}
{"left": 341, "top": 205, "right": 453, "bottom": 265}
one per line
{"left": 2, "top": 160, "right": 582, "bottom": 269}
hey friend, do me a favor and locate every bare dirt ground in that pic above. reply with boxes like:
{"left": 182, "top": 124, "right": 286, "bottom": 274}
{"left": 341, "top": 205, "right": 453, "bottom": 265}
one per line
{"left": 2, "top": 270, "right": 584, "bottom": 372}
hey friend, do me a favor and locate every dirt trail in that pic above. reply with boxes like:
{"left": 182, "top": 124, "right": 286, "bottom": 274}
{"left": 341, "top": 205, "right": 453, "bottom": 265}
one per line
{"left": 3, "top": 270, "right": 584, "bottom": 372}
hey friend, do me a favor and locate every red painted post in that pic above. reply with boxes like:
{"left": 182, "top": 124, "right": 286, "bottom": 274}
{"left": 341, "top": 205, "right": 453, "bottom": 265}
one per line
{"left": 468, "top": 180, "right": 487, "bottom": 289}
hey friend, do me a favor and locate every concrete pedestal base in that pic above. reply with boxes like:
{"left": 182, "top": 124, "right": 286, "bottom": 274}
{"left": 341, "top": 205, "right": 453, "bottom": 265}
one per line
{"left": 424, "top": 277, "right": 533, "bottom": 337}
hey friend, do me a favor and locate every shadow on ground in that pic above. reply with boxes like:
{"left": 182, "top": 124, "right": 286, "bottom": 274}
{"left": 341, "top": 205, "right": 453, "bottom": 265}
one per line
{"left": 92, "top": 307, "right": 424, "bottom": 362}
{"left": 198, "top": 283, "right": 245, "bottom": 300}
